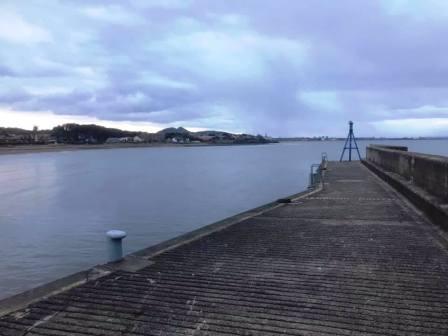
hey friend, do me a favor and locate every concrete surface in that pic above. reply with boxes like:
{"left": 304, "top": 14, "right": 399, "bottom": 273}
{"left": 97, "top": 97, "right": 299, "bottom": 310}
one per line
{"left": 363, "top": 158, "right": 448, "bottom": 231}
{"left": 367, "top": 145, "right": 448, "bottom": 202}
{"left": 1, "top": 162, "right": 448, "bottom": 335}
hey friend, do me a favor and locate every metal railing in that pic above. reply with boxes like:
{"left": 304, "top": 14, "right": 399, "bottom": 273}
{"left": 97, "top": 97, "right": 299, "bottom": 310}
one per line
{"left": 308, "top": 153, "right": 328, "bottom": 189}
{"left": 321, "top": 152, "right": 328, "bottom": 170}
{"left": 309, "top": 163, "right": 322, "bottom": 188}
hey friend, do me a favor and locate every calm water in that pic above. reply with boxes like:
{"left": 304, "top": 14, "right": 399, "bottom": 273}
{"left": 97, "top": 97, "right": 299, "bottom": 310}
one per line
{"left": 1, "top": 140, "right": 447, "bottom": 298}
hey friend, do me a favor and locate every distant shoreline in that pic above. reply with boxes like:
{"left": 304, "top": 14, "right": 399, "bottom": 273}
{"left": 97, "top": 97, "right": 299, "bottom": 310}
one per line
{"left": 1, "top": 138, "right": 446, "bottom": 156}
{"left": 0, "top": 142, "right": 275, "bottom": 156}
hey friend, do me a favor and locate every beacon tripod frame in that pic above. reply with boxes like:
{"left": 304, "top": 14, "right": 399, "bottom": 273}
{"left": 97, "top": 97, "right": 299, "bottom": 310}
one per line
{"left": 339, "top": 121, "right": 361, "bottom": 161}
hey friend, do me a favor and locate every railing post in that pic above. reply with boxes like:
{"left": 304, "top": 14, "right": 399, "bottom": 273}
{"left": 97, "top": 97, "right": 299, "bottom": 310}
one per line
{"left": 106, "top": 230, "right": 127, "bottom": 262}
{"left": 309, "top": 164, "right": 321, "bottom": 189}
{"left": 321, "top": 152, "right": 328, "bottom": 170}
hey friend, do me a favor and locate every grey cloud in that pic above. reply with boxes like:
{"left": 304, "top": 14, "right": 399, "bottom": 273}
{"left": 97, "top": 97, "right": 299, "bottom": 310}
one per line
{"left": 0, "top": 89, "right": 31, "bottom": 104}
{"left": 8, "top": 82, "right": 203, "bottom": 122}
{"left": 1, "top": 0, "right": 448, "bottom": 136}
{"left": 0, "top": 65, "right": 16, "bottom": 77}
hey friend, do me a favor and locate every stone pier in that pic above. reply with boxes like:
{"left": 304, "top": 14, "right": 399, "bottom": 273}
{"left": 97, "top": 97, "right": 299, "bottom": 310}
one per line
{"left": 1, "top": 161, "right": 448, "bottom": 335}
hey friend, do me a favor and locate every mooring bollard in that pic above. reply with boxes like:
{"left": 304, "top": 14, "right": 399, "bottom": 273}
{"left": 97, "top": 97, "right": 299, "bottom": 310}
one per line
{"left": 106, "top": 230, "right": 127, "bottom": 262}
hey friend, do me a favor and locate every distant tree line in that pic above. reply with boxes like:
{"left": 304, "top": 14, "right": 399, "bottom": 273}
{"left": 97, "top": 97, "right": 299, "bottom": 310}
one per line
{"left": 1, "top": 124, "right": 276, "bottom": 146}
{"left": 234, "top": 134, "right": 271, "bottom": 144}
{"left": 51, "top": 124, "right": 138, "bottom": 144}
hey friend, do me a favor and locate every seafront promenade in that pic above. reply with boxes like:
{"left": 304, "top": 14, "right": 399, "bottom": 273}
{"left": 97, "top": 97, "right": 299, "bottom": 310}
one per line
{"left": 1, "top": 159, "right": 448, "bottom": 335}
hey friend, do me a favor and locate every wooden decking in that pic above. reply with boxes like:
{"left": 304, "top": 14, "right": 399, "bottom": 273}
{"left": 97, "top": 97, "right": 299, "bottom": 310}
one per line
{"left": 1, "top": 162, "right": 448, "bottom": 335}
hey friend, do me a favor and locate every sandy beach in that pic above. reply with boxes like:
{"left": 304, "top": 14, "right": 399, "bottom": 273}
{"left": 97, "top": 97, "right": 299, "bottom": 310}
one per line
{"left": 0, "top": 143, "right": 188, "bottom": 156}
{"left": 0, "top": 142, "right": 271, "bottom": 156}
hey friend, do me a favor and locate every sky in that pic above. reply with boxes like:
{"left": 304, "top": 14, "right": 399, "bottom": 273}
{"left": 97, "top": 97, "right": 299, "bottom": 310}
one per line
{"left": 1, "top": 0, "right": 448, "bottom": 137}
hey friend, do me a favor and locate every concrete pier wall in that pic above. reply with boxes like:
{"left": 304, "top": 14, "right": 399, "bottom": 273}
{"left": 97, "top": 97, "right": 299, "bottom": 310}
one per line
{"left": 366, "top": 145, "right": 448, "bottom": 202}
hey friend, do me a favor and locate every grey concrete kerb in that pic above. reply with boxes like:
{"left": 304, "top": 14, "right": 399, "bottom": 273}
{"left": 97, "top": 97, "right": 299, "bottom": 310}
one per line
{"left": 0, "top": 181, "right": 323, "bottom": 317}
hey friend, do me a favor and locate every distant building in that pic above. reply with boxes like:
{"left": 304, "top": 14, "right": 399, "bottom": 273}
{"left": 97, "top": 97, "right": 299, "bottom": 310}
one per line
{"left": 105, "top": 137, "right": 121, "bottom": 144}
{"left": 119, "top": 137, "right": 134, "bottom": 143}
{"left": 197, "top": 135, "right": 215, "bottom": 142}
{"left": 37, "top": 133, "right": 57, "bottom": 144}
{"left": 106, "top": 136, "right": 144, "bottom": 144}
{"left": 0, "top": 134, "right": 26, "bottom": 144}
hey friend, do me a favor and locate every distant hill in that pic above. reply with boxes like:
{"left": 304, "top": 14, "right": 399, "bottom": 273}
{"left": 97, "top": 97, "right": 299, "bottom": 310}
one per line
{"left": 157, "top": 128, "right": 244, "bottom": 143}
{"left": 1, "top": 124, "right": 276, "bottom": 145}
{"left": 0, "top": 127, "right": 40, "bottom": 135}
{"left": 194, "top": 130, "right": 232, "bottom": 137}
{"left": 156, "top": 127, "right": 190, "bottom": 135}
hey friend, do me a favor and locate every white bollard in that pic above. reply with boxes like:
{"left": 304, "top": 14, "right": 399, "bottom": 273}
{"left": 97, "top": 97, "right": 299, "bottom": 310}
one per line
{"left": 106, "top": 230, "right": 127, "bottom": 262}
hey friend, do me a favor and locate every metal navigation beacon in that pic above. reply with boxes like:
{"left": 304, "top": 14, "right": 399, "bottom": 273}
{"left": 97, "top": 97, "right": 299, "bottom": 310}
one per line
{"left": 340, "top": 120, "right": 361, "bottom": 161}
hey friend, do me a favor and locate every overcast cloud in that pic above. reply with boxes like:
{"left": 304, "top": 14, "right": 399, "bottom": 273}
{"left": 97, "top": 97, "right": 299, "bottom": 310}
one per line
{"left": 1, "top": 0, "right": 448, "bottom": 136}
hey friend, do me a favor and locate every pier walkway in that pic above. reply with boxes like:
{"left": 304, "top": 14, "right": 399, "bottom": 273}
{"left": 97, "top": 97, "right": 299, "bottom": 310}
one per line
{"left": 1, "top": 162, "right": 448, "bottom": 335}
